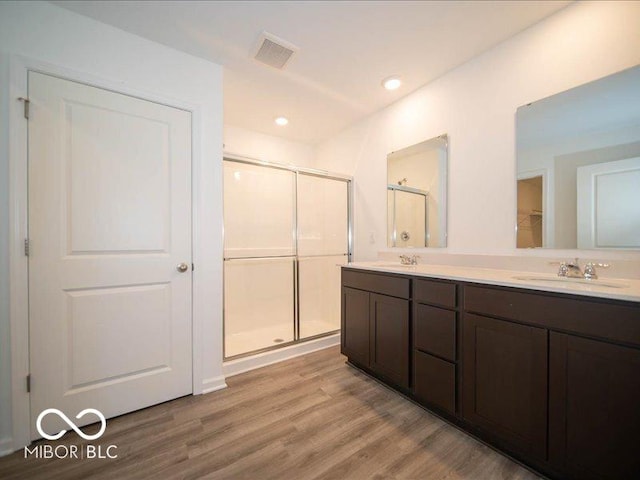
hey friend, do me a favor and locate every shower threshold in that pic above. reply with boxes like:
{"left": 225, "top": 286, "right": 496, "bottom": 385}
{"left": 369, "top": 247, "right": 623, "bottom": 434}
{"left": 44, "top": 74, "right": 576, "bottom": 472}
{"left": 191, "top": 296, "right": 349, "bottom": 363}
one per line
{"left": 225, "top": 320, "right": 338, "bottom": 359}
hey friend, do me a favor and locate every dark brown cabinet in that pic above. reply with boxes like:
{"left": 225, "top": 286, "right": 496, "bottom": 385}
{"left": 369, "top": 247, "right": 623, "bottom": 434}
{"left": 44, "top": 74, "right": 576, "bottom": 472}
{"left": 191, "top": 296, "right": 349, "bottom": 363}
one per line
{"left": 369, "top": 293, "right": 409, "bottom": 387}
{"left": 414, "top": 350, "right": 455, "bottom": 415}
{"left": 341, "top": 269, "right": 410, "bottom": 389}
{"left": 414, "top": 303, "right": 456, "bottom": 361}
{"left": 341, "top": 287, "right": 370, "bottom": 367}
{"left": 549, "top": 332, "right": 640, "bottom": 479}
{"left": 341, "top": 266, "right": 640, "bottom": 480}
{"left": 462, "top": 313, "right": 548, "bottom": 460}
{"left": 412, "top": 279, "right": 458, "bottom": 415}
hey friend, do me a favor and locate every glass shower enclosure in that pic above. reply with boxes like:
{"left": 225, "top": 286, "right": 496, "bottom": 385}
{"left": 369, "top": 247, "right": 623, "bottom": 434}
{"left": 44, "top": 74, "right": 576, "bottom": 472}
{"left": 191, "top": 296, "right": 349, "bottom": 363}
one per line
{"left": 387, "top": 184, "right": 428, "bottom": 247}
{"left": 223, "top": 157, "right": 351, "bottom": 359}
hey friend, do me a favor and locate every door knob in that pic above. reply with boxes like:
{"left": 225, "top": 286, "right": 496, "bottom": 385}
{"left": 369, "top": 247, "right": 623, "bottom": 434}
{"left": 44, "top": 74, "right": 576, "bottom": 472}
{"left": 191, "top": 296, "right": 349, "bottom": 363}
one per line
{"left": 177, "top": 263, "right": 189, "bottom": 273}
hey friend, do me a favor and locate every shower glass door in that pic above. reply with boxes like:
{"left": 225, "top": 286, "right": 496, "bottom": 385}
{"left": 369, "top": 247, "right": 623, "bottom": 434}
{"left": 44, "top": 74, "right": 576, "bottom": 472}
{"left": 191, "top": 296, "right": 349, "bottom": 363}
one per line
{"left": 297, "top": 174, "right": 349, "bottom": 339}
{"left": 224, "top": 258, "right": 294, "bottom": 357}
{"left": 224, "top": 159, "right": 351, "bottom": 359}
{"left": 223, "top": 161, "right": 295, "bottom": 357}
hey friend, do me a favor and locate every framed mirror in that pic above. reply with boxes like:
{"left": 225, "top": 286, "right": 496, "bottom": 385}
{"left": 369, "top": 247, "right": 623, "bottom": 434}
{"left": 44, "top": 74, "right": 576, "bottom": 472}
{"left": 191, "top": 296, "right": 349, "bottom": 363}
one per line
{"left": 516, "top": 65, "right": 640, "bottom": 249}
{"left": 387, "top": 135, "right": 448, "bottom": 248}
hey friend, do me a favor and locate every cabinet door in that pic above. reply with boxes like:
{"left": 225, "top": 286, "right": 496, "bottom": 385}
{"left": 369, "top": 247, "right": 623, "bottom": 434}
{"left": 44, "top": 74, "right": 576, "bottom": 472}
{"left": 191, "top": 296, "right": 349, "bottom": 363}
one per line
{"left": 549, "top": 333, "right": 640, "bottom": 479}
{"left": 462, "top": 313, "right": 547, "bottom": 459}
{"left": 370, "top": 294, "right": 409, "bottom": 388}
{"left": 341, "top": 287, "right": 370, "bottom": 366}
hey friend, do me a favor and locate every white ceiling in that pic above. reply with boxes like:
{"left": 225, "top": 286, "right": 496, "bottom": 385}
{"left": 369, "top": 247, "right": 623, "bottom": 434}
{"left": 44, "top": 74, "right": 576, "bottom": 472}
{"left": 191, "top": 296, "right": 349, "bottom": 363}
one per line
{"left": 53, "top": 0, "right": 571, "bottom": 144}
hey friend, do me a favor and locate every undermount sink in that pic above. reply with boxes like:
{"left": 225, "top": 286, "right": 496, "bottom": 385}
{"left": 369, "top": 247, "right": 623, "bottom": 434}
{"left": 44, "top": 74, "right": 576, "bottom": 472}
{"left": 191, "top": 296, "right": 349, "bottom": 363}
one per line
{"left": 512, "top": 275, "right": 628, "bottom": 289}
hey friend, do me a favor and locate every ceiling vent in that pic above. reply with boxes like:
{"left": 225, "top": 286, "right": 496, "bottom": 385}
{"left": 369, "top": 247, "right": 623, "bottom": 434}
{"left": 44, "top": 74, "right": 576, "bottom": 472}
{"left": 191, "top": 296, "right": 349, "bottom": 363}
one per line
{"left": 252, "top": 32, "right": 299, "bottom": 70}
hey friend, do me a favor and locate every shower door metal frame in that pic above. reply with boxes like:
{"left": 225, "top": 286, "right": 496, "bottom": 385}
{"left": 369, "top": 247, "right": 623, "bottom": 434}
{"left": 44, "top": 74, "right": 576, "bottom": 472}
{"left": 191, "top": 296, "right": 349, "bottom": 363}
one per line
{"left": 387, "top": 184, "right": 429, "bottom": 247}
{"left": 222, "top": 154, "right": 353, "bottom": 360}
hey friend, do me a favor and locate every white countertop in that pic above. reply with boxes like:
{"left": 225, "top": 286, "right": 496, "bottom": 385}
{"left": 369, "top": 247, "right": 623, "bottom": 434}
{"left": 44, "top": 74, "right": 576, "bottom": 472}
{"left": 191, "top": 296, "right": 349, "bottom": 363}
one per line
{"left": 343, "top": 262, "right": 640, "bottom": 302}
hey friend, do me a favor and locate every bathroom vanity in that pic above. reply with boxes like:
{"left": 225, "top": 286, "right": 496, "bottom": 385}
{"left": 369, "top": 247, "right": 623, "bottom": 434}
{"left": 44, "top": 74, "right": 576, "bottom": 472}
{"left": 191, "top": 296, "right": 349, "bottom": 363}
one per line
{"left": 341, "top": 263, "right": 640, "bottom": 480}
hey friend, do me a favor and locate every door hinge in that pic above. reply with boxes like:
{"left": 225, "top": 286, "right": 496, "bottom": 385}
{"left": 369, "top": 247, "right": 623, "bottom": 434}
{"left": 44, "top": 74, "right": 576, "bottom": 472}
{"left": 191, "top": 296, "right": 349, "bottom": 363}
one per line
{"left": 18, "top": 97, "right": 30, "bottom": 119}
{"left": 24, "top": 238, "right": 30, "bottom": 256}
{"left": 26, "top": 374, "right": 31, "bottom": 393}
{"left": 192, "top": 263, "right": 195, "bottom": 271}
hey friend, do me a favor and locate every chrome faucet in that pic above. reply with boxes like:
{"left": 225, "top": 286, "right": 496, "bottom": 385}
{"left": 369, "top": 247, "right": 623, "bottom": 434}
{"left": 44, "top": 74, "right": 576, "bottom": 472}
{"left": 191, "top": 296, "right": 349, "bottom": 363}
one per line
{"left": 583, "top": 262, "right": 610, "bottom": 280}
{"left": 558, "top": 258, "right": 584, "bottom": 278}
{"left": 399, "top": 254, "right": 420, "bottom": 265}
{"left": 557, "top": 258, "right": 610, "bottom": 280}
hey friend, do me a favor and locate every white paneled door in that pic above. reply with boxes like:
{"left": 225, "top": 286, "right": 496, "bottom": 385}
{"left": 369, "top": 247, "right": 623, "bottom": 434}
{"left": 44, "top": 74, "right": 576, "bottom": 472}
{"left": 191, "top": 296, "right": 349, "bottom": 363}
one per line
{"left": 28, "top": 72, "right": 193, "bottom": 439}
{"left": 577, "top": 157, "right": 640, "bottom": 249}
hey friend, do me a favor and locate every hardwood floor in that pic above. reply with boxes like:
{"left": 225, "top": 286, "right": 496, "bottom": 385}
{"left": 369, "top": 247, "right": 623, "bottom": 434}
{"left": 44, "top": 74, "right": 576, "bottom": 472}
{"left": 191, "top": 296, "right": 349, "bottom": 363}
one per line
{"left": 0, "top": 346, "right": 541, "bottom": 480}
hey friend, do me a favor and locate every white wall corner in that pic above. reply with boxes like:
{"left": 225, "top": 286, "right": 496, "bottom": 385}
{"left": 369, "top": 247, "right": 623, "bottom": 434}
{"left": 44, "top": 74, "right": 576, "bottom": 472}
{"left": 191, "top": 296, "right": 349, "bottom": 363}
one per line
{"left": 201, "top": 376, "right": 228, "bottom": 395}
{"left": 0, "top": 437, "right": 14, "bottom": 457}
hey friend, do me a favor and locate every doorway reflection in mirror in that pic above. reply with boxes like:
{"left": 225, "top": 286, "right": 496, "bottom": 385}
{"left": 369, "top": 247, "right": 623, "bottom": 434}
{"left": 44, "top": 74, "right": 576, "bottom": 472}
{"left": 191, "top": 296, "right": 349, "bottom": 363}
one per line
{"left": 516, "top": 65, "right": 640, "bottom": 249}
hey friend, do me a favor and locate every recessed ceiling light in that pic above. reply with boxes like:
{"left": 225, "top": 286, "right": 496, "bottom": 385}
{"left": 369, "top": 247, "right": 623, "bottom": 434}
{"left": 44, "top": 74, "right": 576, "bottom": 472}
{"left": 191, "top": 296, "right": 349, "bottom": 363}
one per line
{"left": 275, "top": 116, "right": 289, "bottom": 126}
{"left": 382, "top": 76, "right": 402, "bottom": 91}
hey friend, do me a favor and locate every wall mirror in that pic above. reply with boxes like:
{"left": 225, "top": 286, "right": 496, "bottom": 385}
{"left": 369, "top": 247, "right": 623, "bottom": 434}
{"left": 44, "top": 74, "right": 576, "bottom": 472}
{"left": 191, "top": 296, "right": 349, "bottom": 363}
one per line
{"left": 516, "top": 65, "right": 640, "bottom": 249}
{"left": 387, "top": 135, "right": 448, "bottom": 248}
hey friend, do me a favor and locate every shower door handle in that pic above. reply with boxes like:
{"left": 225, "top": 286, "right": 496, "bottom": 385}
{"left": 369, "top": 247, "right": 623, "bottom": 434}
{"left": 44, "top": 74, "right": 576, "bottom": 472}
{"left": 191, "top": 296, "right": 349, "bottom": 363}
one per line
{"left": 177, "top": 262, "right": 190, "bottom": 273}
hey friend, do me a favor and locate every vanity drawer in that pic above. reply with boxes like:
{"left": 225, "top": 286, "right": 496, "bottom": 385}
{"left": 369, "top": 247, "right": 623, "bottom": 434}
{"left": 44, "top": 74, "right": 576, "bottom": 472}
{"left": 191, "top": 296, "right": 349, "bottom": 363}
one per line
{"left": 414, "top": 278, "right": 457, "bottom": 308}
{"left": 464, "top": 285, "right": 541, "bottom": 322}
{"left": 342, "top": 269, "right": 410, "bottom": 299}
{"left": 414, "top": 304, "right": 456, "bottom": 361}
{"left": 414, "top": 350, "right": 456, "bottom": 415}
{"left": 464, "top": 285, "right": 640, "bottom": 347}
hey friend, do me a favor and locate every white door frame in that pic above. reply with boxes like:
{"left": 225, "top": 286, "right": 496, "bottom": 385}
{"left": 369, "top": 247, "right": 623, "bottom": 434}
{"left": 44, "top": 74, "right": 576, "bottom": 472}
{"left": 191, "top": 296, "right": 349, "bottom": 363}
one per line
{"left": 8, "top": 54, "right": 209, "bottom": 450}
